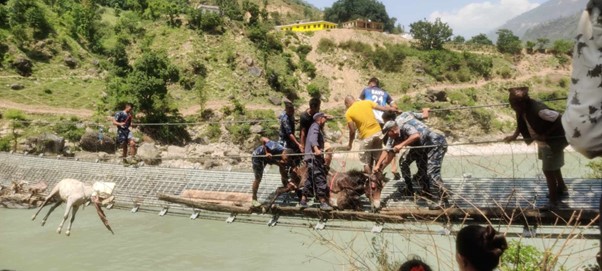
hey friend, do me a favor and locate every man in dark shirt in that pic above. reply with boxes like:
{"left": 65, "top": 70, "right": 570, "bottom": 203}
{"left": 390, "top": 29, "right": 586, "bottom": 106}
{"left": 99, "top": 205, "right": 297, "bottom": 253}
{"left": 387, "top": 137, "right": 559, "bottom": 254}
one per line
{"left": 503, "top": 86, "right": 569, "bottom": 209}
{"left": 250, "top": 137, "right": 293, "bottom": 207}
{"left": 299, "top": 112, "right": 333, "bottom": 211}
{"left": 279, "top": 101, "right": 303, "bottom": 153}
{"left": 299, "top": 97, "right": 333, "bottom": 169}
{"left": 112, "top": 103, "right": 136, "bottom": 160}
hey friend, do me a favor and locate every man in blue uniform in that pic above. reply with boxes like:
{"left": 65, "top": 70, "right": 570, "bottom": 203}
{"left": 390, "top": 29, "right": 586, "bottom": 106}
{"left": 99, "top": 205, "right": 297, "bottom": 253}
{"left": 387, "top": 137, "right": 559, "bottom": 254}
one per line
{"left": 112, "top": 103, "right": 136, "bottom": 160}
{"left": 250, "top": 137, "right": 293, "bottom": 207}
{"left": 299, "top": 112, "right": 333, "bottom": 211}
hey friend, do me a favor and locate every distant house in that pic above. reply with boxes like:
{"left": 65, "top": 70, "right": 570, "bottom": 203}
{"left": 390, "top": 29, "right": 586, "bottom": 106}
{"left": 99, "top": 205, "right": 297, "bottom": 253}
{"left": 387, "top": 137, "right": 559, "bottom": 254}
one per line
{"left": 341, "top": 19, "right": 384, "bottom": 32}
{"left": 275, "top": 21, "right": 337, "bottom": 32}
{"left": 197, "top": 4, "right": 221, "bottom": 15}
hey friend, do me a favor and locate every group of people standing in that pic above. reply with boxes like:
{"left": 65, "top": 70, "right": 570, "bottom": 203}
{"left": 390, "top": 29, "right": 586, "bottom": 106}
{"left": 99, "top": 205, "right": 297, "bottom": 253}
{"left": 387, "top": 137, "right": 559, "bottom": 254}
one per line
{"left": 344, "top": 77, "right": 450, "bottom": 209}
{"left": 250, "top": 77, "right": 452, "bottom": 210}
{"left": 250, "top": 96, "right": 335, "bottom": 210}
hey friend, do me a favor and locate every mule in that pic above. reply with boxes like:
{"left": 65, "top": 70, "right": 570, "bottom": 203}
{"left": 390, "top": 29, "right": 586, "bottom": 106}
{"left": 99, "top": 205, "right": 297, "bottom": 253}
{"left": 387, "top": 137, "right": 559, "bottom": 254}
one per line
{"left": 31, "top": 179, "right": 115, "bottom": 236}
{"left": 328, "top": 169, "right": 385, "bottom": 211}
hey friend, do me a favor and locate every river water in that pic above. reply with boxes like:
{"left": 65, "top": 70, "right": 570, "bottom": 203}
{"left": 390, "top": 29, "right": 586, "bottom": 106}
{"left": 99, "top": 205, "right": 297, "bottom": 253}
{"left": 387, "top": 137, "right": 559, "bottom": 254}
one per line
{"left": 1, "top": 208, "right": 599, "bottom": 271}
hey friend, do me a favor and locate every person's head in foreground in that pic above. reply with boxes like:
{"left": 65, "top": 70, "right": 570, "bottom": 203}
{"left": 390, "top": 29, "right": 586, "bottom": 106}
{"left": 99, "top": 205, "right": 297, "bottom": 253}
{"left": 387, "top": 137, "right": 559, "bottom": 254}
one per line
{"left": 456, "top": 225, "right": 508, "bottom": 271}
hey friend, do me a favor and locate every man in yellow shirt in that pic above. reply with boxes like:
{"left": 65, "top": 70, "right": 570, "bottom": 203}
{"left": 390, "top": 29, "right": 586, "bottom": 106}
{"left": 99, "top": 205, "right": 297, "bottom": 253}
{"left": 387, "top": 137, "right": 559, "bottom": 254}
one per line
{"left": 344, "top": 95, "right": 395, "bottom": 172}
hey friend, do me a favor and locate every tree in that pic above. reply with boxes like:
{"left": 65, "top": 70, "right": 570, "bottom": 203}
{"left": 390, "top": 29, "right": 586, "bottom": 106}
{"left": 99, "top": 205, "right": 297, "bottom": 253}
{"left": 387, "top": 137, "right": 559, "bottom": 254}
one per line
{"left": 68, "top": 0, "right": 104, "bottom": 52}
{"left": 452, "top": 35, "right": 465, "bottom": 44}
{"left": 4, "top": 109, "right": 28, "bottom": 152}
{"left": 7, "top": 0, "right": 53, "bottom": 40}
{"left": 104, "top": 50, "right": 189, "bottom": 144}
{"left": 536, "top": 38, "right": 549, "bottom": 53}
{"left": 216, "top": 0, "right": 242, "bottom": 20}
{"left": 525, "top": 40, "right": 536, "bottom": 54}
{"left": 242, "top": 0, "right": 260, "bottom": 26}
{"left": 409, "top": 18, "right": 453, "bottom": 50}
{"left": 324, "top": 0, "right": 395, "bottom": 32}
{"left": 467, "top": 34, "right": 493, "bottom": 46}
{"left": 496, "top": 29, "right": 522, "bottom": 55}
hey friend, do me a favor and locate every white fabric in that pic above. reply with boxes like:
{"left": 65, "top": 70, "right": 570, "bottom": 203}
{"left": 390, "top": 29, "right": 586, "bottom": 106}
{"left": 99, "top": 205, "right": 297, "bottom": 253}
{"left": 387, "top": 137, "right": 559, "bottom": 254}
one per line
{"left": 562, "top": 9, "right": 602, "bottom": 158}
{"left": 92, "top": 182, "right": 116, "bottom": 198}
{"left": 538, "top": 109, "right": 560, "bottom": 122}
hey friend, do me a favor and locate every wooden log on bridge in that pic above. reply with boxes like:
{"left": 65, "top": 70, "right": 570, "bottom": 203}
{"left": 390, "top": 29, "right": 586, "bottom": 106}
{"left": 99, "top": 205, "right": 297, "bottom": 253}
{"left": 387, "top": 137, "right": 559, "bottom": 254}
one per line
{"left": 158, "top": 194, "right": 252, "bottom": 214}
{"left": 159, "top": 194, "right": 599, "bottom": 225}
{"left": 158, "top": 193, "right": 404, "bottom": 223}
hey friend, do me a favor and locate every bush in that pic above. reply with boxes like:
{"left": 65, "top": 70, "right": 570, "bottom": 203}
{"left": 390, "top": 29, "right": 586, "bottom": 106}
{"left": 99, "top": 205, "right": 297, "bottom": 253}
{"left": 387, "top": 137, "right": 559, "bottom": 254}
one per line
{"left": 205, "top": 123, "right": 221, "bottom": 142}
{"left": 587, "top": 159, "right": 602, "bottom": 178}
{"left": 0, "top": 136, "right": 11, "bottom": 152}
{"left": 371, "top": 45, "right": 406, "bottom": 72}
{"left": 317, "top": 38, "right": 336, "bottom": 53}
{"left": 296, "top": 44, "right": 312, "bottom": 59}
{"left": 307, "top": 83, "right": 323, "bottom": 99}
{"left": 53, "top": 121, "right": 85, "bottom": 142}
{"left": 500, "top": 241, "right": 545, "bottom": 271}
{"left": 300, "top": 59, "right": 316, "bottom": 78}
{"left": 201, "top": 12, "right": 224, "bottom": 34}
{"left": 226, "top": 123, "right": 250, "bottom": 145}
{"left": 339, "top": 40, "right": 372, "bottom": 55}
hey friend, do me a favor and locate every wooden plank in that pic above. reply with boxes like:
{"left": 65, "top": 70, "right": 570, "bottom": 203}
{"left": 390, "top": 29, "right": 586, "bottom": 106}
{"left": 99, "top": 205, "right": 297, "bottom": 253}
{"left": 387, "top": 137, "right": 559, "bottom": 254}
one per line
{"left": 180, "top": 190, "right": 251, "bottom": 203}
{"left": 158, "top": 194, "right": 599, "bottom": 225}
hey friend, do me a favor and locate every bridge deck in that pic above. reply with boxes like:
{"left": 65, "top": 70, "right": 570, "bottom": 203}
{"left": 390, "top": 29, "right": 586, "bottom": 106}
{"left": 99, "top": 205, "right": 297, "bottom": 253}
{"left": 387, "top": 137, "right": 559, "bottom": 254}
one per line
{"left": 0, "top": 152, "right": 599, "bottom": 222}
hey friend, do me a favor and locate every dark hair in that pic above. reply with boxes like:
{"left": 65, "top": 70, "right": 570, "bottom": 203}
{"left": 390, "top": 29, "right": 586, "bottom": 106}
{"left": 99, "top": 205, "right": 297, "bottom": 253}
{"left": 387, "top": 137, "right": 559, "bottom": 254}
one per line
{"left": 456, "top": 225, "right": 508, "bottom": 271}
{"left": 382, "top": 110, "right": 397, "bottom": 122}
{"left": 398, "top": 257, "right": 433, "bottom": 271}
{"left": 124, "top": 103, "right": 133, "bottom": 109}
{"left": 309, "top": 97, "right": 321, "bottom": 110}
{"left": 368, "top": 77, "right": 379, "bottom": 86}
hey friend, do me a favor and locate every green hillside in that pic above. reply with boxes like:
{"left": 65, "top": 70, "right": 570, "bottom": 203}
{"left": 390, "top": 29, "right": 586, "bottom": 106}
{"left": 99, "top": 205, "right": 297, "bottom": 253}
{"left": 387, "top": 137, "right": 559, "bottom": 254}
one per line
{"left": 0, "top": 0, "right": 573, "bottom": 148}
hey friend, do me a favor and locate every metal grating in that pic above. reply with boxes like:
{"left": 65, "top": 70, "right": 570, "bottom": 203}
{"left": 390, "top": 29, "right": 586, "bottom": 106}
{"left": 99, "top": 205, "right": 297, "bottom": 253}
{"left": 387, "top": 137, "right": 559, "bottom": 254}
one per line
{"left": 0, "top": 152, "right": 599, "bottom": 214}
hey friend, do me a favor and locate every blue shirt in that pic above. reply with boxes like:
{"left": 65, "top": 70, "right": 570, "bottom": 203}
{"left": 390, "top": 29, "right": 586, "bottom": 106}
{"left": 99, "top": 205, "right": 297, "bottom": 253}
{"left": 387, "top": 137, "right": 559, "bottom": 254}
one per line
{"left": 304, "top": 122, "right": 324, "bottom": 161}
{"left": 278, "top": 111, "right": 297, "bottom": 150}
{"left": 114, "top": 111, "right": 132, "bottom": 134}
{"left": 252, "top": 140, "right": 285, "bottom": 163}
{"left": 359, "top": 86, "right": 394, "bottom": 123}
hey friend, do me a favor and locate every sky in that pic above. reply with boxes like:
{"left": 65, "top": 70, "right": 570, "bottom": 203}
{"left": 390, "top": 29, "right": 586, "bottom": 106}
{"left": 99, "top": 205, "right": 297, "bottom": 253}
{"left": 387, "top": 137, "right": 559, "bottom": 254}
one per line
{"left": 304, "top": 0, "right": 548, "bottom": 38}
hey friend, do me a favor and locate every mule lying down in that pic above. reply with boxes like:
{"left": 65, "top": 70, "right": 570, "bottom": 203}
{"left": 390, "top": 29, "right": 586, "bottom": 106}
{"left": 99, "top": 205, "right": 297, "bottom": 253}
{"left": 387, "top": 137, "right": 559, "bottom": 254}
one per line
{"left": 328, "top": 169, "right": 385, "bottom": 211}
{"left": 265, "top": 167, "right": 385, "bottom": 212}
{"left": 31, "top": 179, "right": 116, "bottom": 236}
{"left": 562, "top": 0, "right": 602, "bottom": 158}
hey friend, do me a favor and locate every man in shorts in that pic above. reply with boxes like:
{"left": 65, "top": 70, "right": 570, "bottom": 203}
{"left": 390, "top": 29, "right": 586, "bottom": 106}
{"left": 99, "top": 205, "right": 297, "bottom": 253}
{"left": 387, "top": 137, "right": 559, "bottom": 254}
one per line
{"left": 112, "top": 103, "right": 136, "bottom": 161}
{"left": 359, "top": 77, "right": 399, "bottom": 178}
{"left": 344, "top": 95, "right": 395, "bottom": 173}
{"left": 503, "top": 86, "right": 569, "bottom": 209}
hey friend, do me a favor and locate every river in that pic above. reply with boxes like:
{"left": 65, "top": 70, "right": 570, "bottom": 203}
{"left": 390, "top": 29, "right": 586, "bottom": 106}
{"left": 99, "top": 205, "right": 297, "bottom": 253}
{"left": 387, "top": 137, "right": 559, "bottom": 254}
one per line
{"left": 1, "top": 208, "right": 599, "bottom": 271}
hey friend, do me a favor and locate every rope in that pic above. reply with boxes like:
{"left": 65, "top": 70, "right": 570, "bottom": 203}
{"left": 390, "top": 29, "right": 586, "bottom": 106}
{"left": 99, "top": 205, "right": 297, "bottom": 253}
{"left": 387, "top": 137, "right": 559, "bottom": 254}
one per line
{"left": 3, "top": 97, "right": 568, "bottom": 126}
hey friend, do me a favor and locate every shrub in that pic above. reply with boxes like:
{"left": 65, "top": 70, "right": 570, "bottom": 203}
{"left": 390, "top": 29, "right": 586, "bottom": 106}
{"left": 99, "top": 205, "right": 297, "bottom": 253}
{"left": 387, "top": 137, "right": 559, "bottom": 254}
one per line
{"left": 587, "top": 159, "right": 602, "bottom": 178}
{"left": 307, "top": 83, "right": 321, "bottom": 98}
{"left": 296, "top": 44, "right": 312, "bottom": 59}
{"left": 0, "top": 136, "right": 11, "bottom": 152}
{"left": 500, "top": 241, "right": 544, "bottom": 271}
{"left": 226, "top": 123, "right": 250, "bottom": 145}
{"left": 339, "top": 40, "right": 372, "bottom": 56}
{"left": 201, "top": 12, "right": 224, "bottom": 34}
{"left": 317, "top": 38, "right": 336, "bottom": 53}
{"left": 300, "top": 59, "right": 316, "bottom": 78}
{"left": 53, "top": 121, "right": 85, "bottom": 142}
{"left": 205, "top": 123, "right": 221, "bottom": 142}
